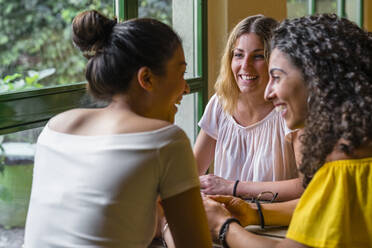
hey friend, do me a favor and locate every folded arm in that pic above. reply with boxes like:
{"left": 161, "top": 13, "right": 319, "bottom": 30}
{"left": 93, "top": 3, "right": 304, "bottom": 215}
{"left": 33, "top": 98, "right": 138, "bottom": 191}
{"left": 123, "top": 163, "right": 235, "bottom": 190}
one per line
{"left": 209, "top": 195, "right": 299, "bottom": 226}
{"left": 203, "top": 196, "right": 308, "bottom": 248}
{"left": 199, "top": 174, "right": 304, "bottom": 202}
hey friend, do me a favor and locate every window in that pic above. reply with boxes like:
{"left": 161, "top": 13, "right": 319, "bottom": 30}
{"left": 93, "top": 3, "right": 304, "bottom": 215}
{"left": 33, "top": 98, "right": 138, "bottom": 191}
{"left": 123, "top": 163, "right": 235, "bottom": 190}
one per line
{"left": 315, "top": 0, "right": 337, "bottom": 14}
{"left": 0, "top": 1, "right": 114, "bottom": 94}
{"left": 287, "top": 0, "right": 364, "bottom": 27}
{"left": 287, "top": 0, "right": 308, "bottom": 18}
{"left": 0, "top": 127, "right": 42, "bottom": 247}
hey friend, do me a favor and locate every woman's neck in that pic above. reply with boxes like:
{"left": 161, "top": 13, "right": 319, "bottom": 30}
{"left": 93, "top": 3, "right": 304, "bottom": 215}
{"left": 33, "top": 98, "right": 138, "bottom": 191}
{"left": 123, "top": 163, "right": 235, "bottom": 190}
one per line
{"left": 233, "top": 93, "right": 273, "bottom": 127}
{"left": 326, "top": 140, "right": 372, "bottom": 162}
{"left": 110, "top": 92, "right": 151, "bottom": 117}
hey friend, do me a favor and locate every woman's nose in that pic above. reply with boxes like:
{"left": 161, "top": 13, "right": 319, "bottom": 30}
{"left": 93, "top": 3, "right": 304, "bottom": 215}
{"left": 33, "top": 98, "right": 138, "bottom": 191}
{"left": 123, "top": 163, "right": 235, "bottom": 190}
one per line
{"left": 241, "top": 57, "right": 253, "bottom": 70}
{"left": 264, "top": 80, "right": 275, "bottom": 102}
{"left": 241, "top": 57, "right": 249, "bottom": 69}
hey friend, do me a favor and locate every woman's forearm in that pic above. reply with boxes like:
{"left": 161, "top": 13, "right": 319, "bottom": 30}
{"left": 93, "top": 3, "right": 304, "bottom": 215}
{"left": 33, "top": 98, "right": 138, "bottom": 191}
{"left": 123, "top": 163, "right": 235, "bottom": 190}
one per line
{"left": 225, "top": 223, "right": 280, "bottom": 248}
{"left": 193, "top": 130, "right": 217, "bottom": 175}
{"left": 236, "top": 178, "right": 304, "bottom": 201}
{"left": 225, "top": 222, "right": 307, "bottom": 248}
{"left": 254, "top": 199, "right": 299, "bottom": 226}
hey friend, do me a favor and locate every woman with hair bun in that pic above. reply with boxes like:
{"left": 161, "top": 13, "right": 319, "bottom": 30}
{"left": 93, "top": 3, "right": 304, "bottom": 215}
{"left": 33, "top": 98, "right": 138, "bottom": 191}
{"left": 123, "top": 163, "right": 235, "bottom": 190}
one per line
{"left": 24, "top": 10, "right": 212, "bottom": 248}
{"left": 203, "top": 14, "right": 372, "bottom": 247}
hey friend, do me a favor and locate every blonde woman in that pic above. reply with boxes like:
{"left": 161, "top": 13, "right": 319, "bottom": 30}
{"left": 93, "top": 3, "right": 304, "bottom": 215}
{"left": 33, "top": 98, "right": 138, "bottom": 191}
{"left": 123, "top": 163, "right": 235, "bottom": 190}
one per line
{"left": 194, "top": 15, "right": 303, "bottom": 201}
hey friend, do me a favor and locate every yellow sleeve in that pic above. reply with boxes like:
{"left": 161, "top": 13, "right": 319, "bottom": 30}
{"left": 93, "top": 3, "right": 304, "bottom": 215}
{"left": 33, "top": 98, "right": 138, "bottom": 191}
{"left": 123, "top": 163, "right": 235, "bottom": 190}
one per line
{"left": 286, "top": 159, "right": 372, "bottom": 248}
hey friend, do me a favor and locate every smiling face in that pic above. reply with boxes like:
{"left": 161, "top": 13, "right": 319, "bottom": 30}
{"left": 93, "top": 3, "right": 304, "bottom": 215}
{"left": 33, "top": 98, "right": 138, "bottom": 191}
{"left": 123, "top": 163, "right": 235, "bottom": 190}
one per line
{"left": 231, "top": 33, "right": 269, "bottom": 96}
{"left": 152, "top": 45, "right": 189, "bottom": 123}
{"left": 264, "top": 48, "right": 308, "bottom": 130}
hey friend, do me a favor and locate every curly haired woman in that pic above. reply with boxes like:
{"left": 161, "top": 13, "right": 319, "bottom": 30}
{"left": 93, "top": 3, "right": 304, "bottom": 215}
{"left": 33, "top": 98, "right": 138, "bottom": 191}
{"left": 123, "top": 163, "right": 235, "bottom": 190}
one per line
{"left": 203, "top": 14, "right": 372, "bottom": 248}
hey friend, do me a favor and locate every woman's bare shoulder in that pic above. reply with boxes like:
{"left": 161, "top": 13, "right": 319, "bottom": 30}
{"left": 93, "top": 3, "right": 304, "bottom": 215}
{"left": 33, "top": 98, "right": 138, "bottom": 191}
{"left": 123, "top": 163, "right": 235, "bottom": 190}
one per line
{"left": 124, "top": 116, "right": 172, "bottom": 133}
{"left": 326, "top": 139, "right": 372, "bottom": 161}
{"left": 48, "top": 108, "right": 94, "bottom": 134}
{"left": 48, "top": 108, "right": 173, "bottom": 135}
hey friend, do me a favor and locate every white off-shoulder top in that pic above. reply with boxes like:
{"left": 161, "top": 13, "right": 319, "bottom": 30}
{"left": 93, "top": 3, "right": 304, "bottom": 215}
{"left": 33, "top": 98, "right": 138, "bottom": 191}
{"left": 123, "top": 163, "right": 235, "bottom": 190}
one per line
{"left": 199, "top": 94, "right": 298, "bottom": 182}
{"left": 24, "top": 124, "right": 199, "bottom": 248}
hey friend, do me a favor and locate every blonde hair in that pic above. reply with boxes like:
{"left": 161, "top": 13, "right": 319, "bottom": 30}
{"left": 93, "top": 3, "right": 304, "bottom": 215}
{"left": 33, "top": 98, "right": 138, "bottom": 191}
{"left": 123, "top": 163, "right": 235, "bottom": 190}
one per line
{"left": 214, "top": 15, "right": 278, "bottom": 115}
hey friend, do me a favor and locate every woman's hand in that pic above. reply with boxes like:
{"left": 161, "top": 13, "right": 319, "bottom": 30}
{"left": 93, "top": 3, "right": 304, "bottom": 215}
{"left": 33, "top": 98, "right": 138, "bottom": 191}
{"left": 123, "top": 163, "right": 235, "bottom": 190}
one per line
{"left": 199, "top": 174, "right": 235, "bottom": 195}
{"left": 202, "top": 196, "right": 232, "bottom": 241}
{"left": 209, "top": 195, "right": 257, "bottom": 227}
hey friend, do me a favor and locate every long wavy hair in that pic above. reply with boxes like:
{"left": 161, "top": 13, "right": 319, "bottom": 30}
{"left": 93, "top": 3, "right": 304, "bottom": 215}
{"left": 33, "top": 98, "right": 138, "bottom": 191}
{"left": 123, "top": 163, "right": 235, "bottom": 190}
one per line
{"left": 215, "top": 15, "right": 278, "bottom": 115}
{"left": 271, "top": 14, "right": 372, "bottom": 187}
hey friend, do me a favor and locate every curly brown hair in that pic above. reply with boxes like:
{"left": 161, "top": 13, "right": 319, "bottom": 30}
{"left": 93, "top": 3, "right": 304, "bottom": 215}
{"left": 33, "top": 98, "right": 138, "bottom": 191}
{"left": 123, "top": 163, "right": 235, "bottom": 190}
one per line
{"left": 271, "top": 14, "right": 372, "bottom": 187}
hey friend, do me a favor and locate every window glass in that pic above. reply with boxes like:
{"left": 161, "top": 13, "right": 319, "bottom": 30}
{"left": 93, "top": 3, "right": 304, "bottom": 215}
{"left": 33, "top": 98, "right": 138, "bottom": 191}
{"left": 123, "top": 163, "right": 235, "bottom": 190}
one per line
{"left": 0, "top": 127, "right": 42, "bottom": 247}
{"left": 138, "top": 0, "right": 172, "bottom": 25}
{"left": 287, "top": 0, "right": 308, "bottom": 18}
{"left": 138, "top": 0, "right": 198, "bottom": 79}
{"left": 345, "top": 0, "right": 358, "bottom": 24}
{"left": 0, "top": 1, "right": 113, "bottom": 94}
{"left": 315, "top": 0, "right": 337, "bottom": 14}
{"left": 175, "top": 92, "right": 198, "bottom": 144}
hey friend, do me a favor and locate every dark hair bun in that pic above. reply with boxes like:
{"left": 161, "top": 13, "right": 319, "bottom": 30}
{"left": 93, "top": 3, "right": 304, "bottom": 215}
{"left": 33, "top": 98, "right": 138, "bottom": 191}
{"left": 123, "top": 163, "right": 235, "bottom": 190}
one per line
{"left": 72, "top": 10, "right": 116, "bottom": 58}
{"left": 71, "top": 10, "right": 181, "bottom": 101}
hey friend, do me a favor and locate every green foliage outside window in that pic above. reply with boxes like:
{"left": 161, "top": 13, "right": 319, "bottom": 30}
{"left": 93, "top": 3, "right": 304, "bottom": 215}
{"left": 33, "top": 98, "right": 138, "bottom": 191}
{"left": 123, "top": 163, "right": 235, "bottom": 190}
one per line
{"left": 139, "top": 0, "right": 172, "bottom": 25}
{"left": 287, "top": 0, "right": 308, "bottom": 18}
{"left": 0, "top": 0, "right": 114, "bottom": 93}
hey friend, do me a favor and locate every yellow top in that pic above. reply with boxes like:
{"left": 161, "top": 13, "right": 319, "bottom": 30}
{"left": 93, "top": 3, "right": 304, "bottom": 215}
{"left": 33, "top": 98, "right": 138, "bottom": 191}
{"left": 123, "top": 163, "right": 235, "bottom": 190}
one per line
{"left": 287, "top": 157, "right": 372, "bottom": 247}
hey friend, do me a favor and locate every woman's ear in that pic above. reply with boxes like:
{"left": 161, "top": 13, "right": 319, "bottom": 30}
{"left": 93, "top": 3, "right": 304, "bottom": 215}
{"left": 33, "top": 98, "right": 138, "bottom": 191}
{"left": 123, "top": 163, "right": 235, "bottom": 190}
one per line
{"left": 137, "top": 66, "right": 154, "bottom": 92}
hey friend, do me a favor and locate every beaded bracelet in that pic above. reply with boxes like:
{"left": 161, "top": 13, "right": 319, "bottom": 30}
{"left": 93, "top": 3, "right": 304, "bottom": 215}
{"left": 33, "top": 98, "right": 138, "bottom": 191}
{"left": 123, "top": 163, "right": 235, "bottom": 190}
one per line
{"left": 218, "top": 218, "right": 241, "bottom": 248}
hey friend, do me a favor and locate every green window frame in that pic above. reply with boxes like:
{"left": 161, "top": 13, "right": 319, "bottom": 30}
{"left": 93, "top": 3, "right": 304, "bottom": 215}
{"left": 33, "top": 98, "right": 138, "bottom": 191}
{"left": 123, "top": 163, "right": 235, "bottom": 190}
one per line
{"left": 0, "top": 0, "right": 208, "bottom": 139}
{"left": 289, "top": 0, "right": 363, "bottom": 26}
{"left": 308, "top": 0, "right": 363, "bottom": 26}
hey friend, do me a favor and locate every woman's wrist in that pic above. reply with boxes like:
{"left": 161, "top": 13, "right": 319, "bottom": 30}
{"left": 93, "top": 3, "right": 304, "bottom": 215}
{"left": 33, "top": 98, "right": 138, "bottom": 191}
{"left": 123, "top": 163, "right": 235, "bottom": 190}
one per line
{"left": 248, "top": 202, "right": 261, "bottom": 225}
{"left": 224, "top": 222, "right": 242, "bottom": 248}
{"left": 232, "top": 180, "right": 239, "bottom": 196}
{"left": 218, "top": 218, "right": 241, "bottom": 248}
{"left": 213, "top": 216, "right": 230, "bottom": 239}
{"left": 223, "top": 180, "right": 237, "bottom": 196}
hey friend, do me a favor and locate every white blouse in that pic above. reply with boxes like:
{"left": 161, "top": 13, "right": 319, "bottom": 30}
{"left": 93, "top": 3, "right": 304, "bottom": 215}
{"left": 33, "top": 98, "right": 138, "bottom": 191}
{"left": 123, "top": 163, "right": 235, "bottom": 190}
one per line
{"left": 199, "top": 94, "right": 298, "bottom": 182}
